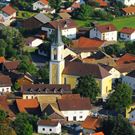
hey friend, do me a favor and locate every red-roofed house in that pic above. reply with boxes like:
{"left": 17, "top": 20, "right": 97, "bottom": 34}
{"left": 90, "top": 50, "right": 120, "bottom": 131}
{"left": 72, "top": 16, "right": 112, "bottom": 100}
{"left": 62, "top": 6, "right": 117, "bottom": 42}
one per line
{"left": 33, "top": 0, "right": 50, "bottom": 11}
{"left": 89, "top": 24, "right": 117, "bottom": 41}
{"left": 116, "top": 53, "right": 135, "bottom": 65}
{"left": 119, "top": 27, "right": 135, "bottom": 41}
{"left": 57, "top": 96, "right": 92, "bottom": 121}
{"left": 0, "top": 4, "right": 16, "bottom": 26}
{"left": 42, "top": 19, "right": 77, "bottom": 39}
{"left": 16, "top": 99, "right": 41, "bottom": 115}
{"left": 37, "top": 119, "right": 61, "bottom": 134}
{"left": 71, "top": 37, "right": 106, "bottom": 58}
{"left": 122, "top": 6, "right": 135, "bottom": 15}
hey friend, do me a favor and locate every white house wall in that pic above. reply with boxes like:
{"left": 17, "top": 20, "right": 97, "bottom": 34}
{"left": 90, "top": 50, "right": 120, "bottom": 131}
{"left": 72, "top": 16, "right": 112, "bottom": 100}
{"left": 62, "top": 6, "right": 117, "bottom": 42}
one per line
{"left": 38, "top": 123, "right": 61, "bottom": 134}
{"left": 61, "top": 110, "right": 90, "bottom": 121}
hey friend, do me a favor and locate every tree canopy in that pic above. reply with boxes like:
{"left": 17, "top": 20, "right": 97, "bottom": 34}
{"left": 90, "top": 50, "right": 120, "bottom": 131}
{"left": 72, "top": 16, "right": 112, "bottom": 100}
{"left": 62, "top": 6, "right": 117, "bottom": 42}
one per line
{"left": 48, "top": 0, "right": 61, "bottom": 11}
{"left": 74, "top": 75, "right": 100, "bottom": 100}
{"left": 102, "top": 115, "right": 135, "bottom": 135}
{"left": 107, "top": 83, "right": 132, "bottom": 112}
{"left": 12, "top": 113, "right": 38, "bottom": 135}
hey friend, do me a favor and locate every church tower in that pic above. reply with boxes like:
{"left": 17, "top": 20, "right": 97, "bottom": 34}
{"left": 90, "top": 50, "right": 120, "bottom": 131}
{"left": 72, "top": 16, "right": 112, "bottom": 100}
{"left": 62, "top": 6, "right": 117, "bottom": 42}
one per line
{"left": 49, "top": 26, "right": 65, "bottom": 84}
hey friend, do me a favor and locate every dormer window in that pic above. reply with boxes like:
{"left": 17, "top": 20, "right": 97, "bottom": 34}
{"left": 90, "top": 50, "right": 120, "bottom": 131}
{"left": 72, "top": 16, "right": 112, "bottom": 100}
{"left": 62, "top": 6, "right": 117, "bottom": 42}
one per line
{"left": 37, "top": 88, "right": 41, "bottom": 93}
{"left": 29, "top": 88, "right": 33, "bottom": 93}
{"left": 53, "top": 88, "right": 57, "bottom": 93}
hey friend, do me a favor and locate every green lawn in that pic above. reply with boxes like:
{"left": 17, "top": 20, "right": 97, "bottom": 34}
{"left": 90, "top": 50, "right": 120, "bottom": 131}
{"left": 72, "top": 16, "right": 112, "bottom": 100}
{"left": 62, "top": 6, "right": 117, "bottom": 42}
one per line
{"left": 74, "top": 16, "right": 135, "bottom": 30}
{"left": 23, "top": 46, "right": 37, "bottom": 53}
{"left": 17, "top": 10, "right": 36, "bottom": 19}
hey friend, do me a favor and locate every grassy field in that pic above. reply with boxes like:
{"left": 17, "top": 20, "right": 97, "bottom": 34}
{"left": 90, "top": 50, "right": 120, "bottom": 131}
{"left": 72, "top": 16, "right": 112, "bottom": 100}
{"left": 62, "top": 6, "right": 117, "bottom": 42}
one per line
{"left": 17, "top": 10, "right": 36, "bottom": 19}
{"left": 74, "top": 15, "right": 135, "bottom": 30}
{"left": 23, "top": 46, "right": 37, "bottom": 53}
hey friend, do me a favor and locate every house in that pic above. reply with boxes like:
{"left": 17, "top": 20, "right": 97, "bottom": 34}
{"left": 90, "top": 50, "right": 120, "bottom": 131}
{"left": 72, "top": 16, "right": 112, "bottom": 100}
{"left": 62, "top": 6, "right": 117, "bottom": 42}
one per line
{"left": 49, "top": 26, "right": 112, "bottom": 99}
{"left": 37, "top": 119, "right": 61, "bottom": 134}
{"left": 71, "top": 37, "right": 106, "bottom": 59}
{"left": 8, "top": 71, "right": 34, "bottom": 86}
{"left": 42, "top": 19, "right": 77, "bottom": 39}
{"left": 116, "top": 0, "right": 135, "bottom": 6}
{"left": 21, "top": 84, "right": 71, "bottom": 99}
{"left": 16, "top": 99, "right": 41, "bottom": 115}
{"left": 89, "top": 24, "right": 117, "bottom": 41}
{"left": 2, "top": 61, "right": 20, "bottom": 72}
{"left": 122, "top": 70, "right": 135, "bottom": 91}
{"left": 21, "top": 13, "right": 51, "bottom": 30}
{"left": 0, "top": 74, "right": 12, "bottom": 93}
{"left": 57, "top": 94, "right": 92, "bottom": 121}
{"left": 58, "top": 12, "right": 71, "bottom": 19}
{"left": 122, "top": 6, "right": 135, "bottom": 16}
{"left": 25, "top": 37, "right": 44, "bottom": 47}
{"left": 33, "top": 0, "right": 50, "bottom": 11}
{"left": 100, "top": 64, "right": 121, "bottom": 83}
{"left": 81, "top": 116, "right": 102, "bottom": 134}
{"left": 42, "top": 104, "right": 65, "bottom": 123}
{"left": 0, "top": 4, "right": 16, "bottom": 26}
{"left": 119, "top": 27, "right": 135, "bottom": 41}
{"left": 40, "top": 8, "right": 55, "bottom": 14}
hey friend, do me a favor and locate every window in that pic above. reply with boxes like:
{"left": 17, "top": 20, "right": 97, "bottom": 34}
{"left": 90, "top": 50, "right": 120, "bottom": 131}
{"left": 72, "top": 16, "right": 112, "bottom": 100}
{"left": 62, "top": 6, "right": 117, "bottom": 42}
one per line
{"left": 79, "top": 116, "right": 82, "bottom": 118}
{"left": 2, "top": 89, "right": 4, "bottom": 92}
{"left": 53, "top": 48, "right": 57, "bottom": 60}
{"left": 26, "top": 96, "right": 28, "bottom": 99}
{"left": 64, "top": 78, "right": 66, "bottom": 84}
{"left": 42, "top": 128, "right": 45, "bottom": 131}
{"left": 49, "top": 129, "right": 52, "bottom": 131}
{"left": 73, "top": 116, "right": 76, "bottom": 121}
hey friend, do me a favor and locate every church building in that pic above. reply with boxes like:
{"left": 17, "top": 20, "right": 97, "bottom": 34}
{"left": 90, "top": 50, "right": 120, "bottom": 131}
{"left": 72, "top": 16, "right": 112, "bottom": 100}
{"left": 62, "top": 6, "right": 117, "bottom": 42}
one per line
{"left": 49, "top": 26, "right": 112, "bottom": 99}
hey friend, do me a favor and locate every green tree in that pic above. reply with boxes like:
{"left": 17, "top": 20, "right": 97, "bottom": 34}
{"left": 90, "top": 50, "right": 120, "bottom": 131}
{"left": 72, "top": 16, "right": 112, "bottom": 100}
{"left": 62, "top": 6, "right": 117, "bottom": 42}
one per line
{"left": 107, "top": 83, "right": 132, "bottom": 113}
{"left": 38, "top": 64, "right": 49, "bottom": 83}
{"left": 12, "top": 113, "right": 35, "bottom": 135}
{"left": 0, "top": 110, "right": 7, "bottom": 121}
{"left": 102, "top": 115, "right": 135, "bottom": 135}
{"left": 79, "top": 4, "right": 93, "bottom": 20}
{"left": 48, "top": 0, "right": 61, "bottom": 11}
{"left": 74, "top": 75, "right": 100, "bottom": 100}
{"left": 12, "top": 82, "right": 20, "bottom": 91}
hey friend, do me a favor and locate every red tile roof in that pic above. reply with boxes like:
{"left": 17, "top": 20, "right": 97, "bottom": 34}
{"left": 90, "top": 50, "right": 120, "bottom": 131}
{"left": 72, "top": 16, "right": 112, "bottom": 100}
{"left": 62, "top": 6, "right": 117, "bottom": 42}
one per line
{"left": 72, "top": 37, "right": 105, "bottom": 52}
{"left": 16, "top": 99, "right": 40, "bottom": 113}
{"left": 0, "top": 75, "right": 12, "bottom": 87}
{"left": 47, "top": 19, "right": 76, "bottom": 30}
{"left": 39, "top": 0, "right": 48, "bottom": 5}
{"left": 81, "top": 116, "right": 101, "bottom": 130}
{"left": 3, "top": 61, "right": 20, "bottom": 71}
{"left": 1, "top": 5, "right": 16, "bottom": 15}
{"left": 62, "top": 62, "right": 110, "bottom": 79}
{"left": 116, "top": 53, "right": 135, "bottom": 65}
{"left": 38, "top": 119, "right": 59, "bottom": 126}
{"left": 57, "top": 96, "right": 92, "bottom": 111}
{"left": 95, "top": 0, "right": 108, "bottom": 7}
{"left": 122, "top": 6, "right": 135, "bottom": 13}
{"left": 119, "top": 27, "right": 135, "bottom": 35}
{"left": 0, "top": 57, "right": 6, "bottom": 63}
{"left": 92, "top": 132, "right": 104, "bottom": 135}
{"left": 95, "top": 24, "right": 117, "bottom": 33}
